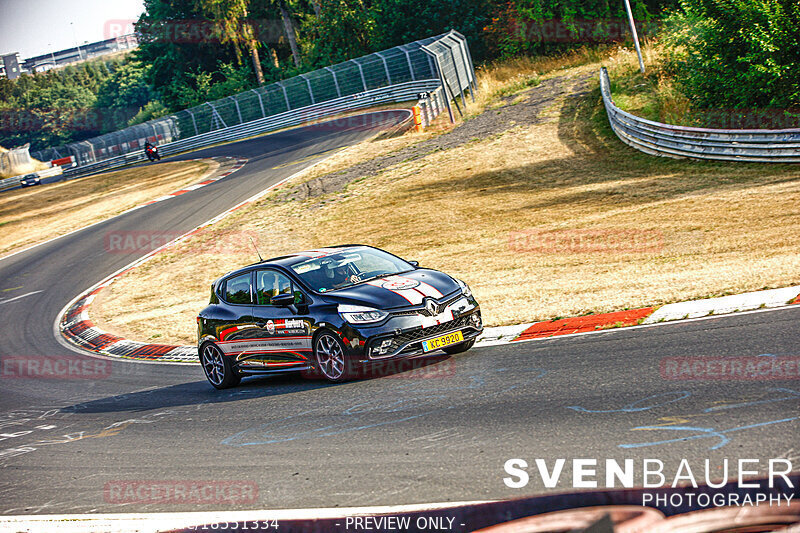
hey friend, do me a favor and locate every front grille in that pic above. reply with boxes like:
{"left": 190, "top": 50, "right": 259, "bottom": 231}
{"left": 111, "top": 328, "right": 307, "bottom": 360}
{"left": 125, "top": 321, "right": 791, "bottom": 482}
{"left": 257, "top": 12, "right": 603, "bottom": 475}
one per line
{"left": 389, "top": 292, "right": 463, "bottom": 318}
{"left": 397, "top": 315, "right": 472, "bottom": 343}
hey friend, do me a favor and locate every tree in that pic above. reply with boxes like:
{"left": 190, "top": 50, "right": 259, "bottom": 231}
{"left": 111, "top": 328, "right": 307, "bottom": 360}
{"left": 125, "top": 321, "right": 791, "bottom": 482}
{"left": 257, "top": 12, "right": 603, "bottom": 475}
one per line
{"left": 194, "top": 0, "right": 266, "bottom": 84}
{"left": 134, "top": 0, "right": 241, "bottom": 108}
{"left": 278, "top": 0, "right": 303, "bottom": 67}
{"left": 306, "top": 0, "right": 375, "bottom": 64}
{"left": 664, "top": 0, "right": 800, "bottom": 108}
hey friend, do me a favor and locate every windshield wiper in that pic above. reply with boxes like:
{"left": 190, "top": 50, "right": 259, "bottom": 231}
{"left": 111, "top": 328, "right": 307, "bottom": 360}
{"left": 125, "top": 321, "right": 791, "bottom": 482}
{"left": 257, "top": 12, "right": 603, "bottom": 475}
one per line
{"left": 352, "top": 269, "right": 416, "bottom": 286}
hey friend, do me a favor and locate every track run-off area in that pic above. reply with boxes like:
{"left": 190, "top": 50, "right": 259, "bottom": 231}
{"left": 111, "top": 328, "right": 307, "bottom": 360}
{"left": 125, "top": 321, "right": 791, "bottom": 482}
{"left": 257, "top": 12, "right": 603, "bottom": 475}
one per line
{"left": 0, "top": 111, "right": 797, "bottom": 522}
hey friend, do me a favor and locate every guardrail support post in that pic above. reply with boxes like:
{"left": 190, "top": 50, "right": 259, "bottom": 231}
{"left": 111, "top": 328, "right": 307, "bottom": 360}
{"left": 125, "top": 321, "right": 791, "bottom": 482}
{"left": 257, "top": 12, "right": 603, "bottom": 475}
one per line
{"left": 186, "top": 109, "right": 199, "bottom": 137}
{"left": 277, "top": 82, "right": 291, "bottom": 111}
{"left": 230, "top": 96, "right": 243, "bottom": 124}
{"left": 623, "top": 0, "right": 645, "bottom": 73}
{"left": 399, "top": 45, "right": 416, "bottom": 80}
{"left": 375, "top": 51, "right": 392, "bottom": 84}
{"left": 447, "top": 43, "right": 468, "bottom": 109}
{"left": 325, "top": 67, "right": 342, "bottom": 97}
{"left": 252, "top": 89, "right": 266, "bottom": 118}
{"left": 300, "top": 74, "right": 315, "bottom": 104}
{"left": 353, "top": 59, "right": 368, "bottom": 91}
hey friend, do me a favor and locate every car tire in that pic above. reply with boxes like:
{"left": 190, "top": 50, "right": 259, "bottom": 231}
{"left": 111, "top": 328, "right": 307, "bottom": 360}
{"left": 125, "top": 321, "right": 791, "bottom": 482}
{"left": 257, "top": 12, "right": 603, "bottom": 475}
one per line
{"left": 200, "top": 343, "right": 241, "bottom": 389}
{"left": 313, "top": 331, "right": 351, "bottom": 383}
{"left": 442, "top": 338, "right": 475, "bottom": 355}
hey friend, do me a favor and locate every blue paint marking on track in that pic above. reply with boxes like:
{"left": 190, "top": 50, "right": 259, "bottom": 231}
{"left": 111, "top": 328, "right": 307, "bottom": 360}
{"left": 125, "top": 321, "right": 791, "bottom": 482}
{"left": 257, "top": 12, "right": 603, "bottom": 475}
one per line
{"left": 702, "top": 387, "right": 800, "bottom": 412}
{"left": 566, "top": 387, "right": 800, "bottom": 450}
{"left": 619, "top": 416, "right": 800, "bottom": 450}
{"left": 566, "top": 391, "right": 692, "bottom": 413}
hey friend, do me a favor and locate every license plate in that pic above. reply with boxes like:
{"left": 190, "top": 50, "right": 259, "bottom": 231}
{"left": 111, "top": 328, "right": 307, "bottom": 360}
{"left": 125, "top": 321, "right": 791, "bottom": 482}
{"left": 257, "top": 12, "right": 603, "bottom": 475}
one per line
{"left": 422, "top": 331, "right": 464, "bottom": 352}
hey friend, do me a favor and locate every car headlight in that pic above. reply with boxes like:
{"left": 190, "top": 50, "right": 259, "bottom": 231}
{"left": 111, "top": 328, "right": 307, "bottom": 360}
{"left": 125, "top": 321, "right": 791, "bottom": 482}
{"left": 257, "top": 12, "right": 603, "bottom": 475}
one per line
{"left": 338, "top": 304, "right": 388, "bottom": 324}
{"left": 455, "top": 278, "right": 472, "bottom": 298}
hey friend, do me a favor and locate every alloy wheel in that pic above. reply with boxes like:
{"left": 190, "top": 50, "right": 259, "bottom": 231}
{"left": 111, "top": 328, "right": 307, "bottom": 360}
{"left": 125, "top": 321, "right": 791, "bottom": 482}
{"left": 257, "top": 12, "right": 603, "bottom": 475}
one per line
{"left": 315, "top": 333, "right": 346, "bottom": 381}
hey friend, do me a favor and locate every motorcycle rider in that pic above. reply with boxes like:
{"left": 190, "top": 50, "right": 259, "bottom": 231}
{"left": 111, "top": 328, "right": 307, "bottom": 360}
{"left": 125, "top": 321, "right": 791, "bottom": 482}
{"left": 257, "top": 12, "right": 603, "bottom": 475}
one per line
{"left": 144, "top": 142, "right": 160, "bottom": 162}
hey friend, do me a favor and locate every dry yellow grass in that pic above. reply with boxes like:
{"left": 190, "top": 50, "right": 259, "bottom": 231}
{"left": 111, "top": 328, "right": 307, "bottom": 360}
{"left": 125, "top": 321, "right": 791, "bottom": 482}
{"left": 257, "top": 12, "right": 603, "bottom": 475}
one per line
{"left": 0, "top": 160, "right": 216, "bottom": 257}
{"left": 603, "top": 41, "right": 696, "bottom": 125}
{"left": 94, "top": 51, "right": 800, "bottom": 346}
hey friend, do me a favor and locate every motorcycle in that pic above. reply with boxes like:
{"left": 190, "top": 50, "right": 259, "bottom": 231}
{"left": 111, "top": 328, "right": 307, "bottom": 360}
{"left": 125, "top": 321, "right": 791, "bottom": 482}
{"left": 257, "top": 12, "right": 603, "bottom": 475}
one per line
{"left": 145, "top": 144, "right": 161, "bottom": 162}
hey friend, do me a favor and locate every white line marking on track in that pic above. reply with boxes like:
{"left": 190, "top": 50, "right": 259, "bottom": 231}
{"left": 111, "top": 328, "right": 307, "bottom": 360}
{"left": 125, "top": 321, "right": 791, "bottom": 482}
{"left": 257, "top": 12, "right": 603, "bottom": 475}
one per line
{"left": 0, "top": 290, "right": 43, "bottom": 305}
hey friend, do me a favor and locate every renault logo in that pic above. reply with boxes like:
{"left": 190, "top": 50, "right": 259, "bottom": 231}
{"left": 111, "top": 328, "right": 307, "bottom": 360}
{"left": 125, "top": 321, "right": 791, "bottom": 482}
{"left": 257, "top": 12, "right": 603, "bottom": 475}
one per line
{"left": 424, "top": 298, "right": 439, "bottom": 317}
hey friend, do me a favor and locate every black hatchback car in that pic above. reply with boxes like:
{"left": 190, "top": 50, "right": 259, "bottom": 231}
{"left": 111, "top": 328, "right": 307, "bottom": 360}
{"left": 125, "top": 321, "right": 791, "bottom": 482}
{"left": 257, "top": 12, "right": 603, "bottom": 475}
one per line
{"left": 197, "top": 245, "right": 483, "bottom": 388}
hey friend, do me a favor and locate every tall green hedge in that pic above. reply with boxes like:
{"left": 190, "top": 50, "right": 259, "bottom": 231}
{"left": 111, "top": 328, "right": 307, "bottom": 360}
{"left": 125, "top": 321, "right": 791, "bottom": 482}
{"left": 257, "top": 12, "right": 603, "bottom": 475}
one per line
{"left": 664, "top": 0, "right": 800, "bottom": 109}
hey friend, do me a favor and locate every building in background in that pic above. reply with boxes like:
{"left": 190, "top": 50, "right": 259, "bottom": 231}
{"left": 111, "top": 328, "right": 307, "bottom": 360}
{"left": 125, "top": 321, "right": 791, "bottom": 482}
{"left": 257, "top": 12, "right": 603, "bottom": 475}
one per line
{"left": 0, "top": 34, "right": 138, "bottom": 78}
{"left": 0, "top": 53, "right": 23, "bottom": 80}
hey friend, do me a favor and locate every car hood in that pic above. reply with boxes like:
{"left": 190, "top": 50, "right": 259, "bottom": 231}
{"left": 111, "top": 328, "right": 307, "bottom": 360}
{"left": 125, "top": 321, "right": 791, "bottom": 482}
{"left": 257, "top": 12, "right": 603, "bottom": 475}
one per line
{"left": 322, "top": 269, "right": 461, "bottom": 309}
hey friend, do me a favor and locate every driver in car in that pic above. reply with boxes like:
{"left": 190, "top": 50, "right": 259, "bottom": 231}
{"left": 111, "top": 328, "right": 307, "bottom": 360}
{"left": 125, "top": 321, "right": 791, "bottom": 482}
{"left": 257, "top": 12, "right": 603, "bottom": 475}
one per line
{"left": 325, "top": 263, "right": 359, "bottom": 290}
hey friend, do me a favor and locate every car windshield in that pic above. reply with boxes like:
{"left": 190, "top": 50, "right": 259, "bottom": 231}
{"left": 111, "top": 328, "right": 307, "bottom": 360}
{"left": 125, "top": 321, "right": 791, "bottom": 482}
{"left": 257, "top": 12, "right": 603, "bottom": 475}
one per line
{"left": 290, "top": 247, "right": 413, "bottom": 293}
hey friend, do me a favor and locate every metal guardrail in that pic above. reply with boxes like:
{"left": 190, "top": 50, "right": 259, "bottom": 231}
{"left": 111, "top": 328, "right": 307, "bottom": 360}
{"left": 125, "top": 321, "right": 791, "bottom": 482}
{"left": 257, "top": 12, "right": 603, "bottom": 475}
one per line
{"left": 62, "top": 79, "right": 440, "bottom": 179}
{"left": 600, "top": 67, "right": 800, "bottom": 163}
{"left": 0, "top": 175, "right": 22, "bottom": 191}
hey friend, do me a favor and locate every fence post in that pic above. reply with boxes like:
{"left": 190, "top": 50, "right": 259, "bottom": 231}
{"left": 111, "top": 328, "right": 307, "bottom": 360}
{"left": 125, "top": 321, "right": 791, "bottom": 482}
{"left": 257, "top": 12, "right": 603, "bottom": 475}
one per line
{"left": 252, "top": 89, "right": 266, "bottom": 118}
{"left": 352, "top": 58, "right": 368, "bottom": 91}
{"left": 447, "top": 42, "right": 468, "bottom": 109}
{"left": 325, "top": 67, "right": 342, "bottom": 97}
{"left": 399, "top": 45, "right": 416, "bottom": 81}
{"left": 276, "top": 81, "right": 291, "bottom": 111}
{"left": 421, "top": 45, "right": 454, "bottom": 124}
{"left": 300, "top": 74, "right": 315, "bottom": 104}
{"left": 374, "top": 51, "right": 392, "bottom": 85}
{"left": 208, "top": 102, "right": 228, "bottom": 131}
{"left": 186, "top": 109, "right": 199, "bottom": 136}
{"left": 452, "top": 31, "right": 478, "bottom": 96}
{"left": 230, "top": 96, "right": 243, "bottom": 124}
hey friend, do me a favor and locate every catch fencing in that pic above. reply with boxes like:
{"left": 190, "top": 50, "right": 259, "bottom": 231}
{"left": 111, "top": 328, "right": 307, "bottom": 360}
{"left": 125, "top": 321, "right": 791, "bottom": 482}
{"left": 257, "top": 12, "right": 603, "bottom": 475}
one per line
{"left": 29, "top": 31, "right": 476, "bottom": 179}
{"left": 421, "top": 32, "right": 477, "bottom": 123}
{"left": 600, "top": 67, "right": 800, "bottom": 163}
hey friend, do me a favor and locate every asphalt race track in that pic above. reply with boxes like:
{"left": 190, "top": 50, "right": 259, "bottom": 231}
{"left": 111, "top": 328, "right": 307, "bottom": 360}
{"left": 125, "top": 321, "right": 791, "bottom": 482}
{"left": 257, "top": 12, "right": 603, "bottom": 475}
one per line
{"left": 0, "top": 111, "right": 798, "bottom": 516}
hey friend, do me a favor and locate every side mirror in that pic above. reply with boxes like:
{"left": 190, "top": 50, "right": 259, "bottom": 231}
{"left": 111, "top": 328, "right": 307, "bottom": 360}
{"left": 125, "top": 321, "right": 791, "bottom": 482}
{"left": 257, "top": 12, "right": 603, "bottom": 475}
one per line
{"left": 270, "top": 293, "right": 296, "bottom": 307}
{"left": 409, "top": 261, "right": 419, "bottom": 267}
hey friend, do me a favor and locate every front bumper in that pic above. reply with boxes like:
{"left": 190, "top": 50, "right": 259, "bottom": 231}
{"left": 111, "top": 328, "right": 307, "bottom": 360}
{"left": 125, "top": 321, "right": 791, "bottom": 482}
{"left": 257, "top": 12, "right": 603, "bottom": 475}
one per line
{"left": 354, "top": 309, "right": 483, "bottom": 364}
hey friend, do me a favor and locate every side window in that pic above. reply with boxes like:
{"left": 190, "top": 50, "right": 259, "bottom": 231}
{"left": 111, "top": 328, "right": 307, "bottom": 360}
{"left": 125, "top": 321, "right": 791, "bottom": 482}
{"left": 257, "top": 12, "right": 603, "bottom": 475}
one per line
{"left": 224, "top": 273, "right": 252, "bottom": 305}
{"left": 255, "top": 270, "right": 302, "bottom": 305}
